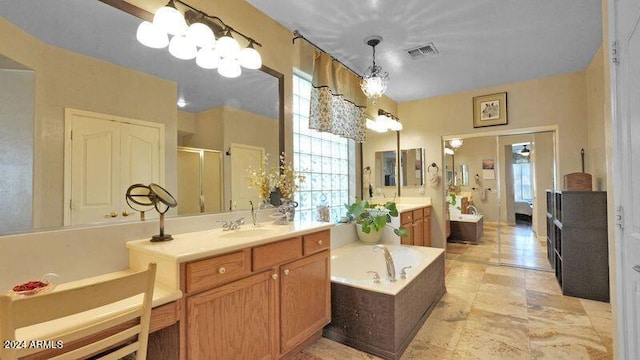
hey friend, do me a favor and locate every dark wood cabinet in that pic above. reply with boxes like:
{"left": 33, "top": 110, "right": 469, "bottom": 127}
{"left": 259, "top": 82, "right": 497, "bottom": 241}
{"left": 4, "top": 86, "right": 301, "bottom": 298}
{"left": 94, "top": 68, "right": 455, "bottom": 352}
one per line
{"left": 546, "top": 190, "right": 609, "bottom": 302}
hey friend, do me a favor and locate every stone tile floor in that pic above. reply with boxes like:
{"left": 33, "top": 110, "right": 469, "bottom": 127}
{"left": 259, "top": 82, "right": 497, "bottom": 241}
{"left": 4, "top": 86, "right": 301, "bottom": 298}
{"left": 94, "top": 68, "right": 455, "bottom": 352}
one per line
{"left": 293, "top": 259, "right": 613, "bottom": 360}
{"left": 295, "top": 221, "right": 613, "bottom": 360}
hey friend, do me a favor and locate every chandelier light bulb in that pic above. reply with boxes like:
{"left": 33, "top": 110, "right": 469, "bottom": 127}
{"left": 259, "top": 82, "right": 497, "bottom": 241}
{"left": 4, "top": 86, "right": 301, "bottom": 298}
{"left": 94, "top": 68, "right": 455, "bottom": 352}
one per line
{"left": 217, "top": 31, "right": 241, "bottom": 59}
{"left": 218, "top": 57, "right": 242, "bottom": 78}
{"left": 196, "top": 47, "right": 220, "bottom": 69}
{"left": 153, "top": 4, "right": 187, "bottom": 36}
{"left": 239, "top": 45, "right": 262, "bottom": 69}
{"left": 168, "top": 35, "right": 197, "bottom": 60}
{"left": 186, "top": 22, "right": 215, "bottom": 49}
{"left": 136, "top": 21, "right": 169, "bottom": 49}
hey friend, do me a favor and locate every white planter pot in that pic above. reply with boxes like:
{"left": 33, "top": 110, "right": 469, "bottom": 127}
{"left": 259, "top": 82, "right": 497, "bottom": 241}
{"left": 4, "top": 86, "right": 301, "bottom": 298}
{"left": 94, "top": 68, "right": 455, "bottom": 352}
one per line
{"left": 355, "top": 224, "right": 384, "bottom": 244}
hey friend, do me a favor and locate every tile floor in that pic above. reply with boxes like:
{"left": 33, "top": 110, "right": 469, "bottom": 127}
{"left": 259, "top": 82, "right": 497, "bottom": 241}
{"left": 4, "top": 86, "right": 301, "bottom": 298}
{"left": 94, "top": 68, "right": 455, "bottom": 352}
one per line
{"left": 293, "top": 224, "right": 613, "bottom": 360}
{"left": 446, "top": 222, "right": 552, "bottom": 271}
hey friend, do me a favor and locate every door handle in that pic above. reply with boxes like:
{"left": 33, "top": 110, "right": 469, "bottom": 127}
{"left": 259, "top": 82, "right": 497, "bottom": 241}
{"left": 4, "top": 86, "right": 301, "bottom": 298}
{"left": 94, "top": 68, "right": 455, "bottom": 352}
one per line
{"left": 633, "top": 265, "right": 640, "bottom": 274}
{"left": 105, "top": 212, "right": 118, "bottom": 218}
{"left": 122, "top": 210, "right": 133, "bottom": 217}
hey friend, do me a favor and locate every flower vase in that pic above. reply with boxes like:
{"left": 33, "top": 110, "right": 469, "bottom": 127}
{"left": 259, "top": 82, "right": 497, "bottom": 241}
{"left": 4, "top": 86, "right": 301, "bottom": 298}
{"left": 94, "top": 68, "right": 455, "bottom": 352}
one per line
{"left": 279, "top": 198, "right": 298, "bottom": 221}
{"left": 356, "top": 224, "right": 384, "bottom": 244}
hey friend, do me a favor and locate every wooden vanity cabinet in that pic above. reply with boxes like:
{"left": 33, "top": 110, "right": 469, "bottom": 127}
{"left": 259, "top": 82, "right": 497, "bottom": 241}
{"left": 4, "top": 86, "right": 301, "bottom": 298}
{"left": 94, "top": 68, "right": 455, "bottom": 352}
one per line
{"left": 399, "top": 206, "right": 431, "bottom": 247}
{"left": 279, "top": 250, "right": 331, "bottom": 354}
{"left": 182, "top": 230, "right": 331, "bottom": 359}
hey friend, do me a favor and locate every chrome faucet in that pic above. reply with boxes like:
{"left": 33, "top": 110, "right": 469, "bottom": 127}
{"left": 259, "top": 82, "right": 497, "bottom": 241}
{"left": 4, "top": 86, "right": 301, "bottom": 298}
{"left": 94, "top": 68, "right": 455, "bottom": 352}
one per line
{"left": 249, "top": 201, "right": 257, "bottom": 226}
{"left": 373, "top": 245, "right": 397, "bottom": 282}
{"left": 229, "top": 217, "right": 245, "bottom": 230}
{"left": 466, "top": 205, "right": 479, "bottom": 215}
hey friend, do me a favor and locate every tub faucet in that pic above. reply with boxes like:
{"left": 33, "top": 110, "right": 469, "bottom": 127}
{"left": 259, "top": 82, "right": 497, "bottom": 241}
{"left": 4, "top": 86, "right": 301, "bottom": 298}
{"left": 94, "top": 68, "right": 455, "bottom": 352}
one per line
{"left": 229, "top": 217, "right": 245, "bottom": 230}
{"left": 373, "top": 245, "right": 397, "bottom": 282}
{"left": 466, "top": 205, "right": 479, "bottom": 215}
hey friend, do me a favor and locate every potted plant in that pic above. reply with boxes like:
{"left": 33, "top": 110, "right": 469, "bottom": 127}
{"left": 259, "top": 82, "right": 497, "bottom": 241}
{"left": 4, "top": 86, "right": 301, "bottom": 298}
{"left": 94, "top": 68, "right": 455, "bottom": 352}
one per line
{"left": 345, "top": 201, "right": 409, "bottom": 243}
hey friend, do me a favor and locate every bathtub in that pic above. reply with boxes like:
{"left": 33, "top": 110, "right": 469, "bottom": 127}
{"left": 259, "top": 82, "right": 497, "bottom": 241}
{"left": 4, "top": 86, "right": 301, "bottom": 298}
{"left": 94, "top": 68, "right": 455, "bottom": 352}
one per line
{"left": 324, "top": 244, "right": 446, "bottom": 360}
{"left": 449, "top": 214, "right": 484, "bottom": 242}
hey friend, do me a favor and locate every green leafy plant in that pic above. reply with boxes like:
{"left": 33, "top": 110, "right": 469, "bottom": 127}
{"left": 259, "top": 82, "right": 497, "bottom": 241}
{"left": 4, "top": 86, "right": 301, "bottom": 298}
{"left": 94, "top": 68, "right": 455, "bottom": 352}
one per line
{"left": 446, "top": 192, "right": 461, "bottom": 211}
{"left": 345, "top": 201, "right": 409, "bottom": 238}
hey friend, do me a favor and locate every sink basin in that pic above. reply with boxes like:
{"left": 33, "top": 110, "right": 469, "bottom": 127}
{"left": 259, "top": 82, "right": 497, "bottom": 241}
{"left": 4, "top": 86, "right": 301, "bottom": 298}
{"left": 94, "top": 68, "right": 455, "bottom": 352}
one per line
{"left": 219, "top": 227, "right": 282, "bottom": 239}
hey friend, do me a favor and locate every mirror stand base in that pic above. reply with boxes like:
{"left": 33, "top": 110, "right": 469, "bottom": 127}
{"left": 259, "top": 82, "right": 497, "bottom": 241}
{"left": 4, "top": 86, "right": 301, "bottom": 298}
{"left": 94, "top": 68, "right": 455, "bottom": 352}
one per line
{"left": 150, "top": 234, "right": 174, "bottom": 242}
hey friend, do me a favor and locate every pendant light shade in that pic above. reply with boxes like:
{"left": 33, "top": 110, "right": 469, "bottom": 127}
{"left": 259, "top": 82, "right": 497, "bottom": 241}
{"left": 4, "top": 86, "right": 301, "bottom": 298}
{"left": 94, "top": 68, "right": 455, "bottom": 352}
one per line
{"left": 217, "top": 30, "right": 241, "bottom": 59}
{"left": 136, "top": 21, "right": 169, "bottom": 49}
{"left": 153, "top": 3, "right": 187, "bottom": 35}
{"left": 168, "top": 35, "right": 197, "bottom": 60}
{"left": 186, "top": 22, "right": 215, "bottom": 49}
{"left": 361, "top": 35, "right": 389, "bottom": 101}
{"left": 521, "top": 145, "right": 531, "bottom": 156}
{"left": 239, "top": 43, "right": 262, "bottom": 69}
{"left": 196, "top": 47, "right": 220, "bottom": 69}
{"left": 218, "top": 57, "right": 242, "bottom": 78}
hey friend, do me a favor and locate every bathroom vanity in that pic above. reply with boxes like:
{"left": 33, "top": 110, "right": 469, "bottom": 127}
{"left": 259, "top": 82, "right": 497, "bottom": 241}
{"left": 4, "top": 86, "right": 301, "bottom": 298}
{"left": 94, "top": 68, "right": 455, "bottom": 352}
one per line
{"left": 127, "top": 222, "right": 333, "bottom": 359}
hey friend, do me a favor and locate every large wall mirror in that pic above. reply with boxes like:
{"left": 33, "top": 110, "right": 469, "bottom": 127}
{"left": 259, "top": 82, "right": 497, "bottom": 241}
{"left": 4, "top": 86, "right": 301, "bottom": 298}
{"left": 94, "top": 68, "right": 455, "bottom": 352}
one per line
{"left": 0, "top": 0, "right": 283, "bottom": 235}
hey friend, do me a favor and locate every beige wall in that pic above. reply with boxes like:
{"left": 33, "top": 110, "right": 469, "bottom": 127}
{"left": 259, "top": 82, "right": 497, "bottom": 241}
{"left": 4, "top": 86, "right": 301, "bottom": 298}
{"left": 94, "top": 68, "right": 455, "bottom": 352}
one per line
{"left": 184, "top": 106, "right": 279, "bottom": 208}
{"left": 0, "top": 68, "right": 34, "bottom": 232}
{"left": 586, "top": 46, "right": 607, "bottom": 190}
{"left": 0, "top": 17, "right": 178, "bottom": 230}
{"left": 399, "top": 71, "right": 588, "bottom": 247}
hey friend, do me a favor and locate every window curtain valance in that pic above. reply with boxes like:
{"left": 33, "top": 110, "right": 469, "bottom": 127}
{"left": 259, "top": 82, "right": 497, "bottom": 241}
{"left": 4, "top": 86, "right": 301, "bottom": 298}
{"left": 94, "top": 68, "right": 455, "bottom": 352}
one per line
{"left": 309, "top": 51, "right": 368, "bottom": 142}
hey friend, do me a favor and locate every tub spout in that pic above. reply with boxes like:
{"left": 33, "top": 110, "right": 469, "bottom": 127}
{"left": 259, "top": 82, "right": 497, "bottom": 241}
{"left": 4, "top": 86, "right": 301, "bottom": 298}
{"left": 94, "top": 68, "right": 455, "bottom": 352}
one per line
{"left": 466, "top": 205, "right": 479, "bottom": 215}
{"left": 373, "top": 245, "right": 397, "bottom": 282}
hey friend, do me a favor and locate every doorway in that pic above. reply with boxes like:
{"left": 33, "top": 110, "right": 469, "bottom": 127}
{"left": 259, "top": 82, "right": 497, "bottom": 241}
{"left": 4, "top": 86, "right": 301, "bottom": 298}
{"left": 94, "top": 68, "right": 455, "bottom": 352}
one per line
{"left": 444, "top": 129, "right": 556, "bottom": 271}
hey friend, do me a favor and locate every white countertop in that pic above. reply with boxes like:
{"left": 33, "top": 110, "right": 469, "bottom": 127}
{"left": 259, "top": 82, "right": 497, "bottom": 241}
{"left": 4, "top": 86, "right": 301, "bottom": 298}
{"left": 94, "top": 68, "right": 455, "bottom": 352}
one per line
{"left": 126, "top": 221, "right": 335, "bottom": 263}
{"left": 396, "top": 203, "right": 432, "bottom": 213}
{"left": 14, "top": 270, "right": 182, "bottom": 342}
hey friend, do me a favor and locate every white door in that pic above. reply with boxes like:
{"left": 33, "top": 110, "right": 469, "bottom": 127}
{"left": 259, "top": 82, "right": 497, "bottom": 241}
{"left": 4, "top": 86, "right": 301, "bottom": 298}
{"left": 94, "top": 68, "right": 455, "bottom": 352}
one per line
{"left": 65, "top": 109, "right": 164, "bottom": 225}
{"left": 230, "top": 143, "right": 264, "bottom": 210}
{"left": 611, "top": 0, "right": 640, "bottom": 358}
{"left": 69, "top": 114, "right": 121, "bottom": 225}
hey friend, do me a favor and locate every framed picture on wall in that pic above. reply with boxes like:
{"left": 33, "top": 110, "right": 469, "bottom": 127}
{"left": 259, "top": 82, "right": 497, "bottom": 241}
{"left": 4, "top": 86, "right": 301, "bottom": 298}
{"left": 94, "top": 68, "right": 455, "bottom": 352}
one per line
{"left": 473, "top": 92, "right": 508, "bottom": 128}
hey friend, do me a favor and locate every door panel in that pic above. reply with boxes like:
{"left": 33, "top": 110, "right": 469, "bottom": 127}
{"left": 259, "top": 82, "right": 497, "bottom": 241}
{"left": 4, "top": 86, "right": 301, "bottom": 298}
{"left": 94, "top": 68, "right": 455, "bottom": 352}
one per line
{"left": 120, "top": 122, "right": 161, "bottom": 187}
{"left": 70, "top": 116, "right": 120, "bottom": 225}
{"left": 613, "top": 0, "right": 640, "bottom": 357}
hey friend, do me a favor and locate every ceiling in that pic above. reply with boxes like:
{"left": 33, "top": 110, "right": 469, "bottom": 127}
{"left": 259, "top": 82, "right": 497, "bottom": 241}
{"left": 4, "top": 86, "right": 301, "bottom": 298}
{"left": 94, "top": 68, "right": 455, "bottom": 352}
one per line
{"left": 248, "top": 0, "right": 602, "bottom": 102}
{"left": 0, "top": 0, "right": 278, "bottom": 117}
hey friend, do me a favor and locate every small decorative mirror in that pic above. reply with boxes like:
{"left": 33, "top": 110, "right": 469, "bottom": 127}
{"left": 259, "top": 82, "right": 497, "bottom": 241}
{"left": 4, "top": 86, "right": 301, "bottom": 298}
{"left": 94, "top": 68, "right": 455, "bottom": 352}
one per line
{"left": 126, "top": 183, "right": 178, "bottom": 242}
{"left": 400, "top": 148, "right": 425, "bottom": 186}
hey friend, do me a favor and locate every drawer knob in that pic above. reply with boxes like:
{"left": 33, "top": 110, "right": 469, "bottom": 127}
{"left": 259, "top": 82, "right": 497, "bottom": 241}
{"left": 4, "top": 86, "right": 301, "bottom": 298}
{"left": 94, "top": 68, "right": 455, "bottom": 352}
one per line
{"left": 284, "top": 269, "right": 290, "bottom": 275}
{"left": 272, "top": 273, "right": 279, "bottom": 280}
{"left": 218, "top": 267, "right": 226, "bottom": 274}
{"left": 318, "top": 240, "right": 323, "bottom": 245}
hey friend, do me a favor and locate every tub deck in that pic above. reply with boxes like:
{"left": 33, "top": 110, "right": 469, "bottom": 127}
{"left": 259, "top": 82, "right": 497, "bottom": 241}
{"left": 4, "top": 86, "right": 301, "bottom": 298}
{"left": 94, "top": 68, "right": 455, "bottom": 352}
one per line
{"left": 324, "top": 250, "right": 445, "bottom": 360}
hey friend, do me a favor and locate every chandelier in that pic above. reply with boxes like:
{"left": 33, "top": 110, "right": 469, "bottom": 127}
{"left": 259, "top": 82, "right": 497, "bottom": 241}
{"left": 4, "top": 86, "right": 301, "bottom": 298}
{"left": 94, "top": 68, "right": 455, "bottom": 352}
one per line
{"left": 449, "top": 138, "right": 463, "bottom": 149}
{"left": 136, "top": 0, "right": 262, "bottom": 79}
{"left": 360, "top": 35, "right": 389, "bottom": 102}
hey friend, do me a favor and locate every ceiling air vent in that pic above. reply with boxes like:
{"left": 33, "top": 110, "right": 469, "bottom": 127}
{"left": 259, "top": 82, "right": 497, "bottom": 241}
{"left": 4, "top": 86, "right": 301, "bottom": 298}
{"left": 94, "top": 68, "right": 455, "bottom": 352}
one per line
{"left": 406, "top": 43, "right": 438, "bottom": 59}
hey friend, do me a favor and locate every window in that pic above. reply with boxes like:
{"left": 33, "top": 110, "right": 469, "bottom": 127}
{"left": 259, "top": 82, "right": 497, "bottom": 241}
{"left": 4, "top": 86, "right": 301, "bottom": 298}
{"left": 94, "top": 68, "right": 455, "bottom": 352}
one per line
{"left": 513, "top": 156, "right": 532, "bottom": 202}
{"left": 292, "top": 74, "right": 355, "bottom": 222}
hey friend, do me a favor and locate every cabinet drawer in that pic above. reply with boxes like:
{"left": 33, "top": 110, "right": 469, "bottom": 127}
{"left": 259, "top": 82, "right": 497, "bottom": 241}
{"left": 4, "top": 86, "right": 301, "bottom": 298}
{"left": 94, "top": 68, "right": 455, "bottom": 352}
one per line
{"left": 185, "top": 249, "right": 251, "bottom": 293}
{"left": 253, "top": 237, "right": 302, "bottom": 272}
{"left": 412, "top": 208, "right": 424, "bottom": 220}
{"left": 424, "top": 206, "right": 431, "bottom": 217}
{"left": 400, "top": 212, "right": 413, "bottom": 225}
{"left": 303, "top": 230, "right": 330, "bottom": 255}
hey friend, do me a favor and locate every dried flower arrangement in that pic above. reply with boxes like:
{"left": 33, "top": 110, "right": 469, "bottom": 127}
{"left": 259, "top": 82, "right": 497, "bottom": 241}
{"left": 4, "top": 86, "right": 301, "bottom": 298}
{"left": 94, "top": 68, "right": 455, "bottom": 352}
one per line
{"left": 247, "top": 153, "right": 305, "bottom": 201}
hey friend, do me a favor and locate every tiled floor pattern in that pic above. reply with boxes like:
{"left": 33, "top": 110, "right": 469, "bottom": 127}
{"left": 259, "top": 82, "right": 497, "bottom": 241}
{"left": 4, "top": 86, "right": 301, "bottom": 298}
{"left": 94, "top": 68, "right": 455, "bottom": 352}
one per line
{"left": 446, "top": 222, "right": 552, "bottom": 271}
{"left": 293, "top": 259, "right": 612, "bottom": 359}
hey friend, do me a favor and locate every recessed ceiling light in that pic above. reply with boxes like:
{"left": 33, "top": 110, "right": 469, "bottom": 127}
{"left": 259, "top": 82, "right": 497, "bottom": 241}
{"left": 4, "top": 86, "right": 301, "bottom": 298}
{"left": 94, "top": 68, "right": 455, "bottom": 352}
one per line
{"left": 177, "top": 99, "right": 187, "bottom": 108}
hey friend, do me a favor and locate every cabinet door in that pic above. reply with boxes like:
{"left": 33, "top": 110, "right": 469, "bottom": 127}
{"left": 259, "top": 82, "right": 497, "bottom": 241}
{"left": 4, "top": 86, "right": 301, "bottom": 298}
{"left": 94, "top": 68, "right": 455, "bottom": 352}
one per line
{"left": 423, "top": 215, "right": 431, "bottom": 247}
{"left": 186, "top": 270, "right": 277, "bottom": 360}
{"left": 413, "top": 218, "right": 424, "bottom": 246}
{"left": 402, "top": 223, "right": 414, "bottom": 245}
{"left": 280, "top": 250, "right": 330, "bottom": 355}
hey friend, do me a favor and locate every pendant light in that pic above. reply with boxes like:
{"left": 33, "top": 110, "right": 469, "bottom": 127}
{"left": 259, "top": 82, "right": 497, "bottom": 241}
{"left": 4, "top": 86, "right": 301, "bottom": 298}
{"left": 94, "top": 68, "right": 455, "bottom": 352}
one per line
{"left": 521, "top": 145, "right": 531, "bottom": 156}
{"left": 449, "top": 138, "right": 463, "bottom": 149}
{"left": 136, "top": 21, "right": 169, "bottom": 49}
{"left": 239, "top": 41, "right": 263, "bottom": 70}
{"left": 153, "top": 0, "right": 187, "bottom": 35}
{"left": 361, "top": 35, "right": 389, "bottom": 102}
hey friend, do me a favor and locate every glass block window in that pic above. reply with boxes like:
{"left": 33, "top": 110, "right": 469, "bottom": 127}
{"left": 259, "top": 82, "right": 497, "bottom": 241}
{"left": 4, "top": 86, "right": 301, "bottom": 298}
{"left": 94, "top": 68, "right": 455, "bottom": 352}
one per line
{"left": 293, "top": 73, "right": 355, "bottom": 222}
